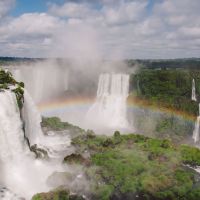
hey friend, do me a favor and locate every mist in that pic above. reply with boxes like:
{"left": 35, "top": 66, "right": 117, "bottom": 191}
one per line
{"left": 0, "top": 18, "right": 139, "bottom": 199}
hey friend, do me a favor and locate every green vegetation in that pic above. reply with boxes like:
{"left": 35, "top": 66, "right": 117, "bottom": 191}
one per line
{"left": 0, "top": 57, "right": 44, "bottom": 66}
{"left": 132, "top": 105, "right": 194, "bottom": 141}
{"left": 155, "top": 115, "right": 194, "bottom": 140}
{"left": 127, "top": 58, "right": 200, "bottom": 70}
{"left": 130, "top": 68, "right": 200, "bottom": 116}
{"left": 0, "top": 68, "right": 24, "bottom": 109}
{"left": 0, "top": 69, "right": 16, "bottom": 85}
{"left": 181, "top": 145, "right": 200, "bottom": 166}
{"left": 41, "top": 117, "right": 85, "bottom": 135}
{"left": 11, "top": 86, "right": 24, "bottom": 109}
{"left": 70, "top": 132, "right": 200, "bottom": 200}
{"left": 129, "top": 67, "right": 198, "bottom": 140}
{"left": 32, "top": 189, "right": 85, "bottom": 200}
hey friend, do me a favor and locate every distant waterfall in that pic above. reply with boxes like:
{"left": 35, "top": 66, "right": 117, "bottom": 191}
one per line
{"left": 0, "top": 90, "right": 28, "bottom": 161}
{"left": 192, "top": 79, "right": 200, "bottom": 143}
{"left": 192, "top": 79, "right": 197, "bottom": 101}
{"left": 193, "top": 104, "right": 200, "bottom": 143}
{"left": 86, "top": 73, "right": 130, "bottom": 129}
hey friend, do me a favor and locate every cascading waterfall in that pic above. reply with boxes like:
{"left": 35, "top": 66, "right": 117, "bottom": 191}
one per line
{"left": 22, "top": 89, "right": 44, "bottom": 146}
{"left": 192, "top": 79, "right": 197, "bottom": 101}
{"left": 193, "top": 104, "right": 200, "bottom": 143}
{"left": 22, "top": 89, "right": 71, "bottom": 158}
{"left": 0, "top": 88, "right": 68, "bottom": 199}
{"left": 86, "top": 73, "right": 130, "bottom": 129}
{"left": 0, "top": 90, "right": 28, "bottom": 161}
{"left": 0, "top": 89, "right": 32, "bottom": 199}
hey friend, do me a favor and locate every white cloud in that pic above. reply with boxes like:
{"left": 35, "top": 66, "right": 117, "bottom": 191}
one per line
{"left": 102, "top": 1, "right": 147, "bottom": 25}
{"left": 49, "top": 0, "right": 147, "bottom": 25}
{"left": 49, "top": 2, "right": 96, "bottom": 19}
{"left": 0, "top": 13, "right": 63, "bottom": 57}
{"left": 149, "top": 0, "right": 200, "bottom": 56}
{"left": 7, "top": 13, "right": 61, "bottom": 35}
{"left": 0, "top": 0, "right": 199, "bottom": 58}
{"left": 0, "top": 0, "right": 15, "bottom": 19}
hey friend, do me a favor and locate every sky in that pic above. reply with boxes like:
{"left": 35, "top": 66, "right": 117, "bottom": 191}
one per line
{"left": 0, "top": 0, "right": 199, "bottom": 59}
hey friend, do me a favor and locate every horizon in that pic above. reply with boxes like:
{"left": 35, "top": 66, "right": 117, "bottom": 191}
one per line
{"left": 0, "top": 56, "right": 200, "bottom": 60}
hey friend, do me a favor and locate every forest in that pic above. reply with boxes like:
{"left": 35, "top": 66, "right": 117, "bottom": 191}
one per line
{"left": 130, "top": 68, "right": 200, "bottom": 117}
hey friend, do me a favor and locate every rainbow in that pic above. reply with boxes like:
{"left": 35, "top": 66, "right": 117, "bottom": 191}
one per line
{"left": 38, "top": 96, "right": 95, "bottom": 116}
{"left": 38, "top": 95, "right": 196, "bottom": 122}
{"left": 127, "top": 97, "right": 196, "bottom": 122}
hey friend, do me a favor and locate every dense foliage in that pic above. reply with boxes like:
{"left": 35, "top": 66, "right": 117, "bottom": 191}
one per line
{"left": 71, "top": 132, "right": 200, "bottom": 200}
{"left": 130, "top": 68, "right": 200, "bottom": 116}
{"left": 0, "top": 69, "right": 24, "bottom": 108}
{"left": 32, "top": 189, "right": 84, "bottom": 200}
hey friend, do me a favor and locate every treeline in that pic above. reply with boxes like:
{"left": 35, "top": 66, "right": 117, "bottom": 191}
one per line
{"left": 130, "top": 68, "right": 200, "bottom": 116}
{"left": 127, "top": 58, "right": 200, "bottom": 70}
{"left": 0, "top": 57, "right": 45, "bottom": 66}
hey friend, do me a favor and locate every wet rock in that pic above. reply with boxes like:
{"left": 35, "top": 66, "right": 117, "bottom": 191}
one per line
{"left": 47, "top": 172, "right": 74, "bottom": 187}
{"left": 30, "top": 144, "right": 49, "bottom": 159}
{"left": 63, "top": 153, "right": 91, "bottom": 166}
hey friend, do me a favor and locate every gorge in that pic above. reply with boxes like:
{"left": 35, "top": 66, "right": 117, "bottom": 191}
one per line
{"left": 0, "top": 63, "right": 200, "bottom": 200}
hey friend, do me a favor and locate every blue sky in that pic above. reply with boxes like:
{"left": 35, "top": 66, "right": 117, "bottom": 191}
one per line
{"left": 0, "top": 0, "right": 199, "bottom": 58}
{"left": 12, "top": 0, "right": 69, "bottom": 16}
{"left": 12, "top": 0, "right": 48, "bottom": 16}
{"left": 12, "top": 0, "right": 156, "bottom": 16}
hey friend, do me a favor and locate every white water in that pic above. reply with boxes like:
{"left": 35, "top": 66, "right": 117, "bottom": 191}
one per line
{"left": 0, "top": 89, "right": 72, "bottom": 199}
{"left": 86, "top": 73, "right": 130, "bottom": 130}
{"left": 22, "top": 90, "right": 44, "bottom": 146}
{"left": 192, "top": 79, "right": 197, "bottom": 101}
{"left": 22, "top": 90, "right": 71, "bottom": 158}
{"left": 193, "top": 104, "right": 200, "bottom": 143}
{"left": 0, "top": 90, "right": 28, "bottom": 161}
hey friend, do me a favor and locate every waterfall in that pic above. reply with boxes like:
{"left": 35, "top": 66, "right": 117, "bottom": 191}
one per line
{"left": 0, "top": 89, "right": 67, "bottom": 199}
{"left": 192, "top": 79, "right": 197, "bottom": 101}
{"left": 22, "top": 89, "right": 71, "bottom": 158}
{"left": 193, "top": 104, "right": 200, "bottom": 143}
{"left": 86, "top": 73, "right": 130, "bottom": 129}
{"left": 22, "top": 90, "right": 44, "bottom": 146}
{"left": 0, "top": 90, "right": 28, "bottom": 161}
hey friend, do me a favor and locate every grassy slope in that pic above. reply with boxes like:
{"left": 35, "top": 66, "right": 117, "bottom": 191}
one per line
{"left": 32, "top": 117, "right": 200, "bottom": 200}
{"left": 41, "top": 117, "right": 86, "bottom": 135}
